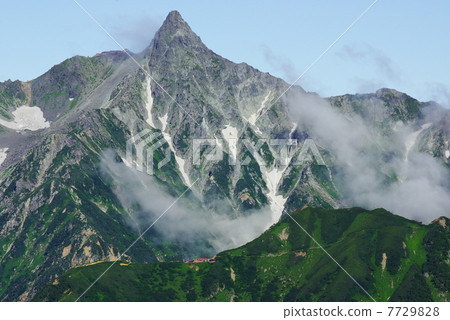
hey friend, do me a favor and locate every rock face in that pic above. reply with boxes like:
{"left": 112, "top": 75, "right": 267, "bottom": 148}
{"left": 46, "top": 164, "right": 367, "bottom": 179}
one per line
{"left": 0, "top": 11, "right": 448, "bottom": 301}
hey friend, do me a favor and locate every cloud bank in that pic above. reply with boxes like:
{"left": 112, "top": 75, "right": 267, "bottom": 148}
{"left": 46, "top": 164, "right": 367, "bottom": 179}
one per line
{"left": 286, "top": 90, "right": 450, "bottom": 222}
{"left": 100, "top": 150, "right": 274, "bottom": 255}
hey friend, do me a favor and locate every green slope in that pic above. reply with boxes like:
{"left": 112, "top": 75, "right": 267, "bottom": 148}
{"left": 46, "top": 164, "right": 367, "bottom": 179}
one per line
{"left": 33, "top": 207, "right": 449, "bottom": 302}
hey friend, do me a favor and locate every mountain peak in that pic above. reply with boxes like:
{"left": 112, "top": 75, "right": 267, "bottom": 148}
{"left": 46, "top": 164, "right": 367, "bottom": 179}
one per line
{"left": 165, "top": 10, "right": 184, "bottom": 25}
{"left": 158, "top": 10, "right": 189, "bottom": 33}
{"left": 145, "top": 11, "right": 206, "bottom": 58}
{"left": 156, "top": 10, "right": 195, "bottom": 40}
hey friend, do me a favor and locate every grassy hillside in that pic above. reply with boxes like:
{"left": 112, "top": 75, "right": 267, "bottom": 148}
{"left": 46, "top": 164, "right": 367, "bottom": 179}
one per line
{"left": 34, "top": 207, "right": 449, "bottom": 302}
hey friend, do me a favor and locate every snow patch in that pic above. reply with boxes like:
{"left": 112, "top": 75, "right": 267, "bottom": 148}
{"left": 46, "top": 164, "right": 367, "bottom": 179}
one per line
{"left": 247, "top": 91, "right": 271, "bottom": 129}
{"left": 159, "top": 113, "right": 168, "bottom": 131}
{"left": 121, "top": 155, "right": 133, "bottom": 168}
{"left": 445, "top": 150, "right": 450, "bottom": 159}
{"left": 265, "top": 166, "right": 288, "bottom": 222}
{"left": 172, "top": 150, "right": 192, "bottom": 187}
{"left": 222, "top": 124, "right": 238, "bottom": 163}
{"left": 144, "top": 77, "right": 156, "bottom": 128}
{"left": 404, "top": 123, "right": 431, "bottom": 162}
{"left": 159, "top": 114, "right": 192, "bottom": 187}
{"left": 0, "top": 148, "right": 8, "bottom": 166}
{"left": 215, "top": 137, "right": 224, "bottom": 156}
{"left": 289, "top": 123, "right": 297, "bottom": 139}
{"left": 252, "top": 149, "right": 288, "bottom": 223}
{"left": 0, "top": 106, "right": 50, "bottom": 131}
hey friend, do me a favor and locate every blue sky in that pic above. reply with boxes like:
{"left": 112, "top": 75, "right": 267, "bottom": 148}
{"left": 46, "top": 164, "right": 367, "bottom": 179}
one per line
{"left": 1, "top": 0, "right": 449, "bottom": 106}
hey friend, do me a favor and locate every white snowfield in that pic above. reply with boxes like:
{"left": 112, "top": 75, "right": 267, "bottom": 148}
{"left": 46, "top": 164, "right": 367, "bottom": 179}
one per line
{"left": 404, "top": 123, "right": 431, "bottom": 162}
{"left": 265, "top": 166, "right": 288, "bottom": 223}
{"left": 145, "top": 77, "right": 156, "bottom": 128}
{"left": 159, "top": 114, "right": 192, "bottom": 187}
{"left": 0, "top": 106, "right": 50, "bottom": 131}
{"left": 289, "top": 123, "right": 297, "bottom": 139}
{"left": 247, "top": 91, "right": 271, "bottom": 126}
{"left": 0, "top": 148, "right": 8, "bottom": 166}
{"left": 251, "top": 149, "right": 288, "bottom": 223}
{"left": 222, "top": 124, "right": 238, "bottom": 163}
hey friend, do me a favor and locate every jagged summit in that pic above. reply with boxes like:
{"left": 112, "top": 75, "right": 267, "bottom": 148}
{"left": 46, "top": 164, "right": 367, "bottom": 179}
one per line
{"left": 155, "top": 10, "right": 192, "bottom": 37}
{"left": 145, "top": 10, "right": 207, "bottom": 59}
{"left": 164, "top": 10, "right": 186, "bottom": 27}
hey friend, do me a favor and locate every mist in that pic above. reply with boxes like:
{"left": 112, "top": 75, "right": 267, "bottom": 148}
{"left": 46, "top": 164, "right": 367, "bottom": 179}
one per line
{"left": 286, "top": 90, "right": 450, "bottom": 222}
{"left": 338, "top": 43, "right": 400, "bottom": 81}
{"left": 262, "top": 45, "right": 299, "bottom": 83}
{"left": 112, "top": 16, "right": 160, "bottom": 52}
{"left": 99, "top": 150, "right": 274, "bottom": 255}
{"left": 427, "top": 82, "right": 450, "bottom": 109}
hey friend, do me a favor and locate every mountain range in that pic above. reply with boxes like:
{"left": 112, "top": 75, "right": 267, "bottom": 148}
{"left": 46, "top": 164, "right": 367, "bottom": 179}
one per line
{"left": 35, "top": 207, "right": 449, "bottom": 302}
{"left": 0, "top": 11, "right": 448, "bottom": 301}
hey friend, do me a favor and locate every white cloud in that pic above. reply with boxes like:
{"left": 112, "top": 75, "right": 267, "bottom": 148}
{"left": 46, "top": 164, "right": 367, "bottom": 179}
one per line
{"left": 100, "top": 150, "right": 274, "bottom": 254}
{"left": 112, "top": 16, "right": 160, "bottom": 52}
{"left": 286, "top": 90, "right": 450, "bottom": 222}
{"left": 426, "top": 82, "right": 450, "bottom": 109}
{"left": 337, "top": 43, "right": 400, "bottom": 81}
{"left": 261, "top": 45, "right": 299, "bottom": 83}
